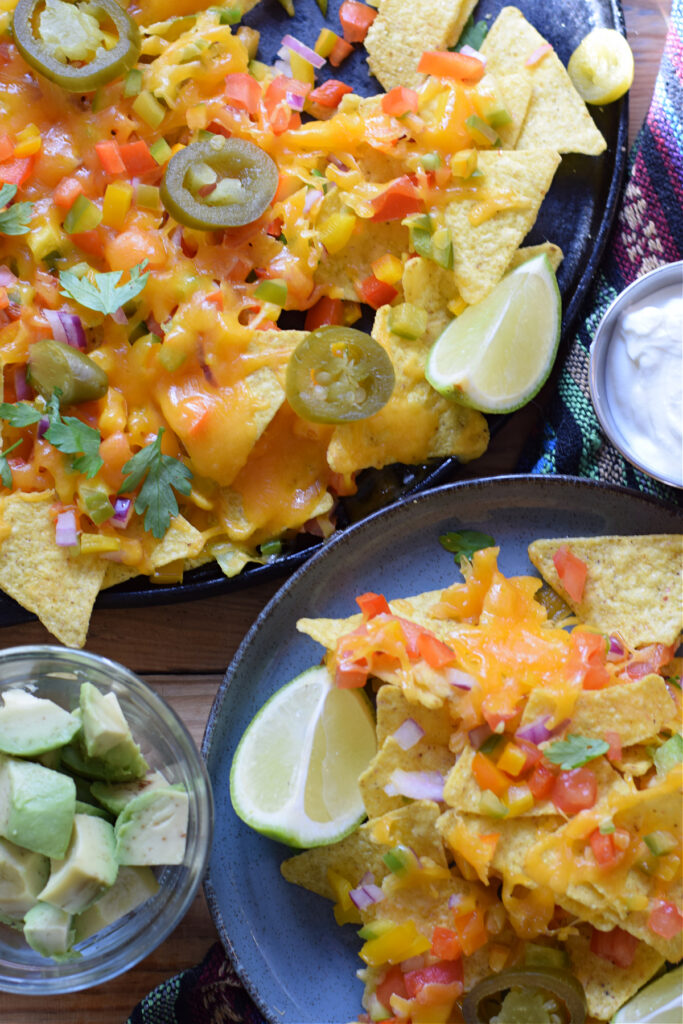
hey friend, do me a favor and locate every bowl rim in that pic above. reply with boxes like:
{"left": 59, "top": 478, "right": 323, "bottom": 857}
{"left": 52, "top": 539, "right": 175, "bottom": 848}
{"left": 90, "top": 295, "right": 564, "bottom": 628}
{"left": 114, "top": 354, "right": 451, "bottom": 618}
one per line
{"left": 588, "top": 259, "right": 683, "bottom": 490}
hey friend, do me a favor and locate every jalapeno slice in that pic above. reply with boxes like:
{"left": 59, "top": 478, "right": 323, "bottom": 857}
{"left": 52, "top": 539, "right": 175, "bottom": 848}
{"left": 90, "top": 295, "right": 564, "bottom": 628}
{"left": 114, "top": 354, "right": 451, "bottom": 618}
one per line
{"left": 27, "top": 339, "right": 108, "bottom": 405}
{"left": 13, "top": 0, "right": 141, "bottom": 92}
{"left": 285, "top": 326, "right": 395, "bottom": 424}
{"left": 462, "top": 967, "right": 587, "bottom": 1024}
{"left": 159, "top": 138, "right": 278, "bottom": 231}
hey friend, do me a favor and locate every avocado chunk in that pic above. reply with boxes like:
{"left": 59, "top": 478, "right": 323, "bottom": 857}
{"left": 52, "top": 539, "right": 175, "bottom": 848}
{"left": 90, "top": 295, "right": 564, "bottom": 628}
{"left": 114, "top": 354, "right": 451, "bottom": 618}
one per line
{"left": 0, "top": 756, "right": 75, "bottom": 859}
{"left": 0, "top": 689, "right": 80, "bottom": 757}
{"left": 38, "top": 814, "right": 118, "bottom": 914}
{"left": 73, "top": 866, "right": 159, "bottom": 942}
{"left": 115, "top": 787, "right": 189, "bottom": 866}
{"left": 80, "top": 682, "right": 134, "bottom": 758}
{"left": 74, "top": 799, "right": 112, "bottom": 821}
{"left": 60, "top": 735, "right": 148, "bottom": 783}
{"left": 90, "top": 770, "right": 168, "bottom": 816}
{"left": 23, "top": 902, "right": 77, "bottom": 960}
{"left": 0, "top": 836, "right": 50, "bottom": 919}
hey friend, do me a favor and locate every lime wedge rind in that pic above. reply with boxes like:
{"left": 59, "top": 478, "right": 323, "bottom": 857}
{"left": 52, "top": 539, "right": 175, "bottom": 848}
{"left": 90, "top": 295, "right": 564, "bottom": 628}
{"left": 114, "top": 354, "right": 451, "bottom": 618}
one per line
{"left": 425, "top": 254, "right": 561, "bottom": 415}
{"left": 611, "top": 965, "right": 683, "bottom": 1024}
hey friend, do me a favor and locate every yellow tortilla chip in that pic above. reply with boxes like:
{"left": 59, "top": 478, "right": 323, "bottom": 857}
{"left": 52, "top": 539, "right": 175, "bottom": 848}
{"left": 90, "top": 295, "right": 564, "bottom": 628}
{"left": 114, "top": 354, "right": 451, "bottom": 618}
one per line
{"left": 508, "top": 241, "right": 563, "bottom": 272}
{"left": 0, "top": 491, "right": 106, "bottom": 648}
{"left": 444, "top": 148, "right": 561, "bottom": 305}
{"left": 365, "top": 0, "right": 477, "bottom": 91}
{"left": 375, "top": 684, "right": 454, "bottom": 749}
{"left": 482, "top": 69, "right": 533, "bottom": 150}
{"left": 100, "top": 564, "right": 140, "bottom": 590}
{"left": 362, "top": 873, "right": 480, "bottom": 940}
{"left": 528, "top": 535, "right": 683, "bottom": 648}
{"left": 480, "top": 6, "right": 606, "bottom": 155}
{"left": 402, "top": 257, "right": 460, "bottom": 346}
{"left": 366, "top": 799, "right": 448, "bottom": 868}
{"left": 359, "top": 734, "right": 452, "bottom": 818}
{"left": 247, "top": 329, "right": 307, "bottom": 389}
{"left": 297, "top": 611, "right": 362, "bottom": 652}
{"left": 149, "top": 514, "right": 205, "bottom": 568}
{"left": 566, "top": 928, "right": 665, "bottom": 1022}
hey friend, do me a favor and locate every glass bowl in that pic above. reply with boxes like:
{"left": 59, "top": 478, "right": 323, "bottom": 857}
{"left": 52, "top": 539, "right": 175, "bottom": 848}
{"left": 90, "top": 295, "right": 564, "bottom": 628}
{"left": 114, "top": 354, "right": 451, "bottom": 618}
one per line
{"left": 0, "top": 645, "right": 214, "bottom": 995}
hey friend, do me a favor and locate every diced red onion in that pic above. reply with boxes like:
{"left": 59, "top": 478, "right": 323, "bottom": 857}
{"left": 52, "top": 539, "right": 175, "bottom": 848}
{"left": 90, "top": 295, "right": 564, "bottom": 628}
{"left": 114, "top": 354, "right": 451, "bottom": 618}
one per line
{"left": 281, "top": 33, "right": 326, "bottom": 69}
{"left": 525, "top": 43, "right": 553, "bottom": 66}
{"left": 459, "top": 44, "right": 487, "bottom": 65}
{"left": 385, "top": 769, "right": 444, "bottom": 802}
{"left": 37, "top": 416, "right": 49, "bottom": 438}
{"left": 515, "top": 715, "right": 569, "bottom": 745}
{"left": 55, "top": 510, "right": 78, "bottom": 547}
{"left": 44, "top": 309, "right": 87, "bottom": 350}
{"left": 0, "top": 265, "right": 18, "bottom": 287}
{"left": 329, "top": 155, "right": 349, "bottom": 171}
{"left": 392, "top": 718, "right": 425, "bottom": 751}
{"left": 445, "top": 667, "right": 477, "bottom": 691}
{"left": 111, "top": 306, "right": 128, "bottom": 325}
{"left": 304, "top": 188, "right": 323, "bottom": 214}
{"left": 273, "top": 58, "right": 293, "bottom": 79}
{"left": 607, "top": 635, "right": 626, "bottom": 661}
{"left": 468, "top": 722, "right": 493, "bottom": 749}
{"left": 111, "top": 497, "right": 132, "bottom": 528}
{"left": 349, "top": 882, "right": 385, "bottom": 910}
{"left": 286, "top": 91, "right": 305, "bottom": 111}
{"left": 13, "top": 365, "right": 30, "bottom": 401}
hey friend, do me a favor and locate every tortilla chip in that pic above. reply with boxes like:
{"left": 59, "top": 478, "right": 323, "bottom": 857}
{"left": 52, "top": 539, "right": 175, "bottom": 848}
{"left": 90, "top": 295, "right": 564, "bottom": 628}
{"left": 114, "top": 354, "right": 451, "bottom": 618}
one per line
{"left": 520, "top": 673, "right": 678, "bottom": 749}
{"left": 362, "top": 872, "right": 479, "bottom": 939}
{"left": 100, "top": 564, "right": 141, "bottom": 590}
{"left": 566, "top": 928, "right": 665, "bottom": 1021}
{"left": 148, "top": 514, "right": 205, "bottom": 568}
{"left": 613, "top": 745, "right": 656, "bottom": 779}
{"left": 365, "top": 0, "right": 478, "bottom": 91}
{"left": 375, "top": 684, "right": 454, "bottom": 748}
{"left": 0, "top": 491, "right": 106, "bottom": 648}
{"left": 444, "top": 148, "right": 561, "bottom": 305}
{"left": 359, "top": 734, "right": 452, "bottom": 818}
{"left": 508, "top": 241, "right": 564, "bottom": 272}
{"left": 402, "top": 257, "right": 460, "bottom": 346}
{"left": 247, "top": 329, "right": 307, "bottom": 389}
{"left": 366, "top": 799, "right": 448, "bottom": 867}
{"left": 528, "top": 535, "right": 683, "bottom": 648}
{"left": 480, "top": 6, "right": 606, "bottom": 155}
{"left": 297, "top": 611, "right": 363, "bottom": 652}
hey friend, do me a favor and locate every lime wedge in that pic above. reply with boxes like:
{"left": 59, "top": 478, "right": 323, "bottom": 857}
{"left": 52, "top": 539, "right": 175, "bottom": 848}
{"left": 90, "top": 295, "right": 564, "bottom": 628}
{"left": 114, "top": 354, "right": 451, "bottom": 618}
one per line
{"left": 230, "top": 665, "right": 376, "bottom": 847}
{"left": 425, "top": 254, "right": 561, "bottom": 414}
{"left": 611, "top": 965, "right": 683, "bottom": 1023}
{"left": 568, "top": 28, "right": 634, "bottom": 105}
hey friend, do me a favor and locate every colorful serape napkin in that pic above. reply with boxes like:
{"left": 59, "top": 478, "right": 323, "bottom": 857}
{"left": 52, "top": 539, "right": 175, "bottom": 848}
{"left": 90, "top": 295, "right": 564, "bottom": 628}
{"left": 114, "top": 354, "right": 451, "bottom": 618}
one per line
{"left": 127, "top": 5, "right": 683, "bottom": 1022}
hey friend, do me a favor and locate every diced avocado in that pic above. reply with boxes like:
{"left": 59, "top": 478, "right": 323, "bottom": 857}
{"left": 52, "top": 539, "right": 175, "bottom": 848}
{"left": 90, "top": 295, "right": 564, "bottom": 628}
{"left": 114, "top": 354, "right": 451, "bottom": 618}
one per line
{"left": 0, "top": 689, "right": 80, "bottom": 757}
{"left": 74, "top": 799, "right": 112, "bottom": 821}
{"left": 23, "top": 902, "right": 78, "bottom": 961}
{"left": 80, "top": 682, "right": 133, "bottom": 758}
{"left": 115, "top": 787, "right": 188, "bottom": 866}
{"left": 0, "top": 836, "right": 50, "bottom": 919}
{"left": 38, "top": 814, "right": 118, "bottom": 914}
{"left": 90, "top": 770, "right": 168, "bottom": 816}
{"left": 60, "top": 735, "right": 148, "bottom": 783}
{"left": 73, "top": 866, "right": 159, "bottom": 942}
{"left": 0, "top": 756, "right": 75, "bottom": 859}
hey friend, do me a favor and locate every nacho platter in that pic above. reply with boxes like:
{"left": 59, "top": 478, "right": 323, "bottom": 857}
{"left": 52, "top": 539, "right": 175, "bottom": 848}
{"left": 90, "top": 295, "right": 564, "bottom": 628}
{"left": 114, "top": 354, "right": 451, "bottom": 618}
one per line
{"left": 203, "top": 475, "right": 681, "bottom": 1024}
{"left": 0, "top": 0, "right": 627, "bottom": 634}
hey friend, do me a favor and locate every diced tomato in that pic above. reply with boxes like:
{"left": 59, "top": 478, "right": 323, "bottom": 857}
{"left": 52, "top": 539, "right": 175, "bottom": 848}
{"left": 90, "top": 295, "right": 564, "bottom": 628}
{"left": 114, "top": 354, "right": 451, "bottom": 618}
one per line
{"left": 334, "top": 654, "right": 369, "bottom": 688}
{"left": 371, "top": 176, "right": 422, "bottom": 222}
{"left": 590, "top": 926, "right": 638, "bottom": 968}
{"left": 309, "top": 79, "right": 353, "bottom": 108}
{"left": 264, "top": 76, "right": 302, "bottom": 134}
{"left": 626, "top": 643, "right": 674, "bottom": 680}
{"left": 452, "top": 909, "right": 488, "bottom": 955}
{"left": 553, "top": 545, "right": 588, "bottom": 602}
{"left": 356, "top": 592, "right": 391, "bottom": 619}
{"left": 569, "top": 629, "right": 610, "bottom": 690}
{"left": 356, "top": 274, "right": 398, "bottom": 309}
{"left": 0, "top": 134, "right": 14, "bottom": 162}
{"left": 224, "top": 72, "right": 262, "bottom": 115}
{"left": 0, "top": 156, "right": 34, "bottom": 187}
{"left": 417, "top": 50, "right": 485, "bottom": 82}
{"left": 375, "top": 964, "right": 407, "bottom": 1011}
{"left": 381, "top": 86, "right": 419, "bottom": 117}
{"left": 329, "top": 37, "right": 354, "bottom": 67}
{"left": 118, "top": 141, "right": 157, "bottom": 175}
{"left": 551, "top": 768, "right": 597, "bottom": 815}
{"left": 0, "top": 287, "right": 8, "bottom": 310}
{"left": 516, "top": 738, "right": 543, "bottom": 774}
{"left": 266, "top": 217, "right": 283, "bottom": 238}
{"left": 472, "top": 752, "right": 510, "bottom": 798}
{"left": 417, "top": 631, "right": 456, "bottom": 669}
{"left": 431, "top": 926, "right": 462, "bottom": 960}
{"left": 339, "top": 0, "right": 377, "bottom": 43}
{"left": 404, "top": 959, "right": 464, "bottom": 1006}
{"left": 71, "top": 228, "right": 105, "bottom": 257}
{"left": 304, "top": 296, "right": 344, "bottom": 330}
{"left": 648, "top": 900, "right": 683, "bottom": 939}
{"left": 54, "top": 176, "right": 84, "bottom": 209}
{"left": 528, "top": 762, "right": 556, "bottom": 801}
{"left": 604, "top": 730, "right": 622, "bottom": 762}
{"left": 95, "top": 140, "right": 126, "bottom": 174}
{"left": 589, "top": 829, "right": 617, "bottom": 866}
{"left": 205, "top": 290, "right": 224, "bottom": 309}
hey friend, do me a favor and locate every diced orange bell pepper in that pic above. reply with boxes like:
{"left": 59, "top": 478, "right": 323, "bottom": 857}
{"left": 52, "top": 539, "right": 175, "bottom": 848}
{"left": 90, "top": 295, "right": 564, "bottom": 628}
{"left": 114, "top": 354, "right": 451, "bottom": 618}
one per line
{"left": 339, "top": 0, "right": 377, "bottom": 42}
{"left": 417, "top": 50, "right": 486, "bottom": 82}
{"left": 417, "top": 631, "right": 456, "bottom": 669}
{"left": 95, "top": 140, "right": 126, "bottom": 174}
{"left": 224, "top": 72, "right": 262, "bottom": 115}
{"left": 371, "top": 176, "right": 423, "bottom": 222}
{"left": 0, "top": 156, "right": 35, "bottom": 187}
{"left": 552, "top": 544, "right": 587, "bottom": 602}
{"left": 356, "top": 592, "right": 391, "bottom": 619}
{"left": 329, "top": 37, "right": 354, "bottom": 67}
{"left": 356, "top": 274, "right": 398, "bottom": 309}
{"left": 472, "top": 752, "right": 511, "bottom": 797}
{"left": 118, "top": 141, "right": 157, "bottom": 175}
{"left": 304, "top": 296, "right": 344, "bottom": 330}
{"left": 54, "top": 177, "right": 84, "bottom": 209}
{"left": 381, "top": 86, "right": 419, "bottom": 117}
{"left": 309, "top": 79, "right": 353, "bottom": 108}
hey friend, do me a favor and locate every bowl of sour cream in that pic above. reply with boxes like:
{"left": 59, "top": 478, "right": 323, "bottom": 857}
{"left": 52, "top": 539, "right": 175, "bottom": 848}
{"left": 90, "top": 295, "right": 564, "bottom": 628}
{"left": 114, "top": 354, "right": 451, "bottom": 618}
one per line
{"left": 589, "top": 260, "right": 683, "bottom": 489}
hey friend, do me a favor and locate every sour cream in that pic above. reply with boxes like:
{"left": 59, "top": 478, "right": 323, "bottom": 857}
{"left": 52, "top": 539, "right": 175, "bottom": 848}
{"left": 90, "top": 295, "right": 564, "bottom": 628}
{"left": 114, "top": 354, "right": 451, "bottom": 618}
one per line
{"left": 603, "top": 282, "right": 683, "bottom": 486}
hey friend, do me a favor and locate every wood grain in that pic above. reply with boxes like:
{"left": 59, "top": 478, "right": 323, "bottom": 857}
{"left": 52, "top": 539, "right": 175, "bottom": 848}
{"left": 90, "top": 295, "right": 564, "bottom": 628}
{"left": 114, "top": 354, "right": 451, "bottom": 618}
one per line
{"left": 0, "top": 2, "right": 669, "bottom": 1020}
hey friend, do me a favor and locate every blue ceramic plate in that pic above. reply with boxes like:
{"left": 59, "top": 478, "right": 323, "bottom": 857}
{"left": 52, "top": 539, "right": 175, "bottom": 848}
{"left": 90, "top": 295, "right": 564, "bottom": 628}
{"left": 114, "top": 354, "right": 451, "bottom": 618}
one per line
{"left": 203, "top": 475, "right": 681, "bottom": 1024}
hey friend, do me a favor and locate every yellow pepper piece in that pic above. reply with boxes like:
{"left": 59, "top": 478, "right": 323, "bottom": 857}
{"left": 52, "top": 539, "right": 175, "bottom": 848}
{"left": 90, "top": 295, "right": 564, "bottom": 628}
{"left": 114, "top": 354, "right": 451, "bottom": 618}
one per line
{"left": 448, "top": 296, "right": 467, "bottom": 317}
{"left": 79, "top": 535, "right": 121, "bottom": 555}
{"left": 317, "top": 212, "right": 356, "bottom": 255}
{"left": 371, "top": 253, "right": 403, "bottom": 285}
{"left": 288, "top": 51, "right": 315, "bottom": 87}
{"left": 505, "top": 782, "right": 534, "bottom": 816}
{"left": 451, "top": 148, "right": 478, "bottom": 179}
{"left": 360, "top": 920, "right": 431, "bottom": 966}
{"left": 328, "top": 869, "right": 362, "bottom": 926}
{"left": 496, "top": 742, "right": 527, "bottom": 777}
{"left": 315, "top": 28, "right": 339, "bottom": 58}
{"left": 102, "top": 181, "right": 133, "bottom": 231}
{"left": 14, "top": 124, "right": 41, "bottom": 158}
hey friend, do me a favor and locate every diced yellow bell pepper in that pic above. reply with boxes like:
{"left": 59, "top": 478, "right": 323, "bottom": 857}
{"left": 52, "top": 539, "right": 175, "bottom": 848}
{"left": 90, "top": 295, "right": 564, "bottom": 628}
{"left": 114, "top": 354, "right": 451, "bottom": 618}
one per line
{"left": 315, "top": 28, "right": 339, "bottom": 58}
{"left": 371, "top": 253, "right": 403, "bottom": 285}
{"left": 317, "top": 212, "right": 356, "bottom": 255}
{"left": 79, "top": 535, "right": 121, "bottom": 555}
{"left": 288, "top": 51, "right": 315, "bottom": 87}
{"left": 360, "top": 920, "right": 431, "bottom": 966}
{"left": 328, "top": 869, "right": 362, "bottom": 926}
{"left": 102, "top": 181, "right": 133, "bottom": 231}
{"left": 448, "top": 296, "right": 467, "bottom": 317}
{"left": 488, "top": 942, "right": 511, "bottom": 972}
{"left": 451, "top": 148, "right": 478, "bottom": 179}
{"left": 496, "top": 742, "right": 527, "bottom": 777}
{"left": 14, "top": 124, "right": 41, "bottom": 158}
{"left": 505, "top": 782, "right": 534, "bottom": 816}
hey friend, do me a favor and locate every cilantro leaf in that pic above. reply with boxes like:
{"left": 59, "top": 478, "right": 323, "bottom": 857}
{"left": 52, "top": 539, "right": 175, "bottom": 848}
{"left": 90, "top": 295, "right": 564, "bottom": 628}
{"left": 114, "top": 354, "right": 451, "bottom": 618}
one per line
{"left": 440, "top": 529, "right": 495, "bottom": 562}
{"left": 59, "top": 261, "right": 149, "bottom": 316}
{"left": 0, "top": 440, "right": 21, "bottom": 488}
{"left": 0, "top": 183, "right": 34, "bottom": 236}
{"left": 43, "top": 393, "right": 103, "bottom": 479}
{"left": 453, "top": 14, "right": 489, "bottom": 51}
{"left": 545, "top": 735, "right": 610, "bottom": 771}
{"left": 0, "top": 401, "right": 43, "bottom": 427}
{"left": 118, "top": 429, "right": 192, "bottom": 539}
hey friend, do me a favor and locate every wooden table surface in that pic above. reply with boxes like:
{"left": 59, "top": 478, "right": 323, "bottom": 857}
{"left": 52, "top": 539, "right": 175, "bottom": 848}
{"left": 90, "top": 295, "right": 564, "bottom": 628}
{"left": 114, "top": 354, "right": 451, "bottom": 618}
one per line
{"left": 1, "top": 2, "right": 670, "bottom": 1020}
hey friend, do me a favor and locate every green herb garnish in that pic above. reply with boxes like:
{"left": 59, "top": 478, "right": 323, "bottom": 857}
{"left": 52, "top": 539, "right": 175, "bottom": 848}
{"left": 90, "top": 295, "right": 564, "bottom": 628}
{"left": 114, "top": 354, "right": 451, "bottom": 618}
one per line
{"left": 0, "top": 439, "right": 22, "bottom": 487}
{"left": 118, "top": 428, "right": 192, "bottom": 539}
{"left": 453, "top": 14, "right": 489, "bottom": 51}
{"left": 44, "top": 392, "right": 103, "bottom": 478}
{"left": 545, "top": 735, "right": 610, "bottom": 771}
{"left": 59, "top": 261, "right": 149, "bottom": 316}
{"left": 440, "top": 529, "right": 495, "bottom": 563}
{"left": 0, "top": 183, "right": 33, "bottom": 236}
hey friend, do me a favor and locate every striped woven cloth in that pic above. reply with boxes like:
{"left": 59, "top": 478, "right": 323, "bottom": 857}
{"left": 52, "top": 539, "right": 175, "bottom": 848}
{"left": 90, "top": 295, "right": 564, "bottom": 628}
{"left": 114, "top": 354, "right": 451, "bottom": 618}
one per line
{"left": 519, "top": 0, "right": 683, "bottom": 502}
{"left": 127, "top": 5, "right": 683, "bottom": 1023}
